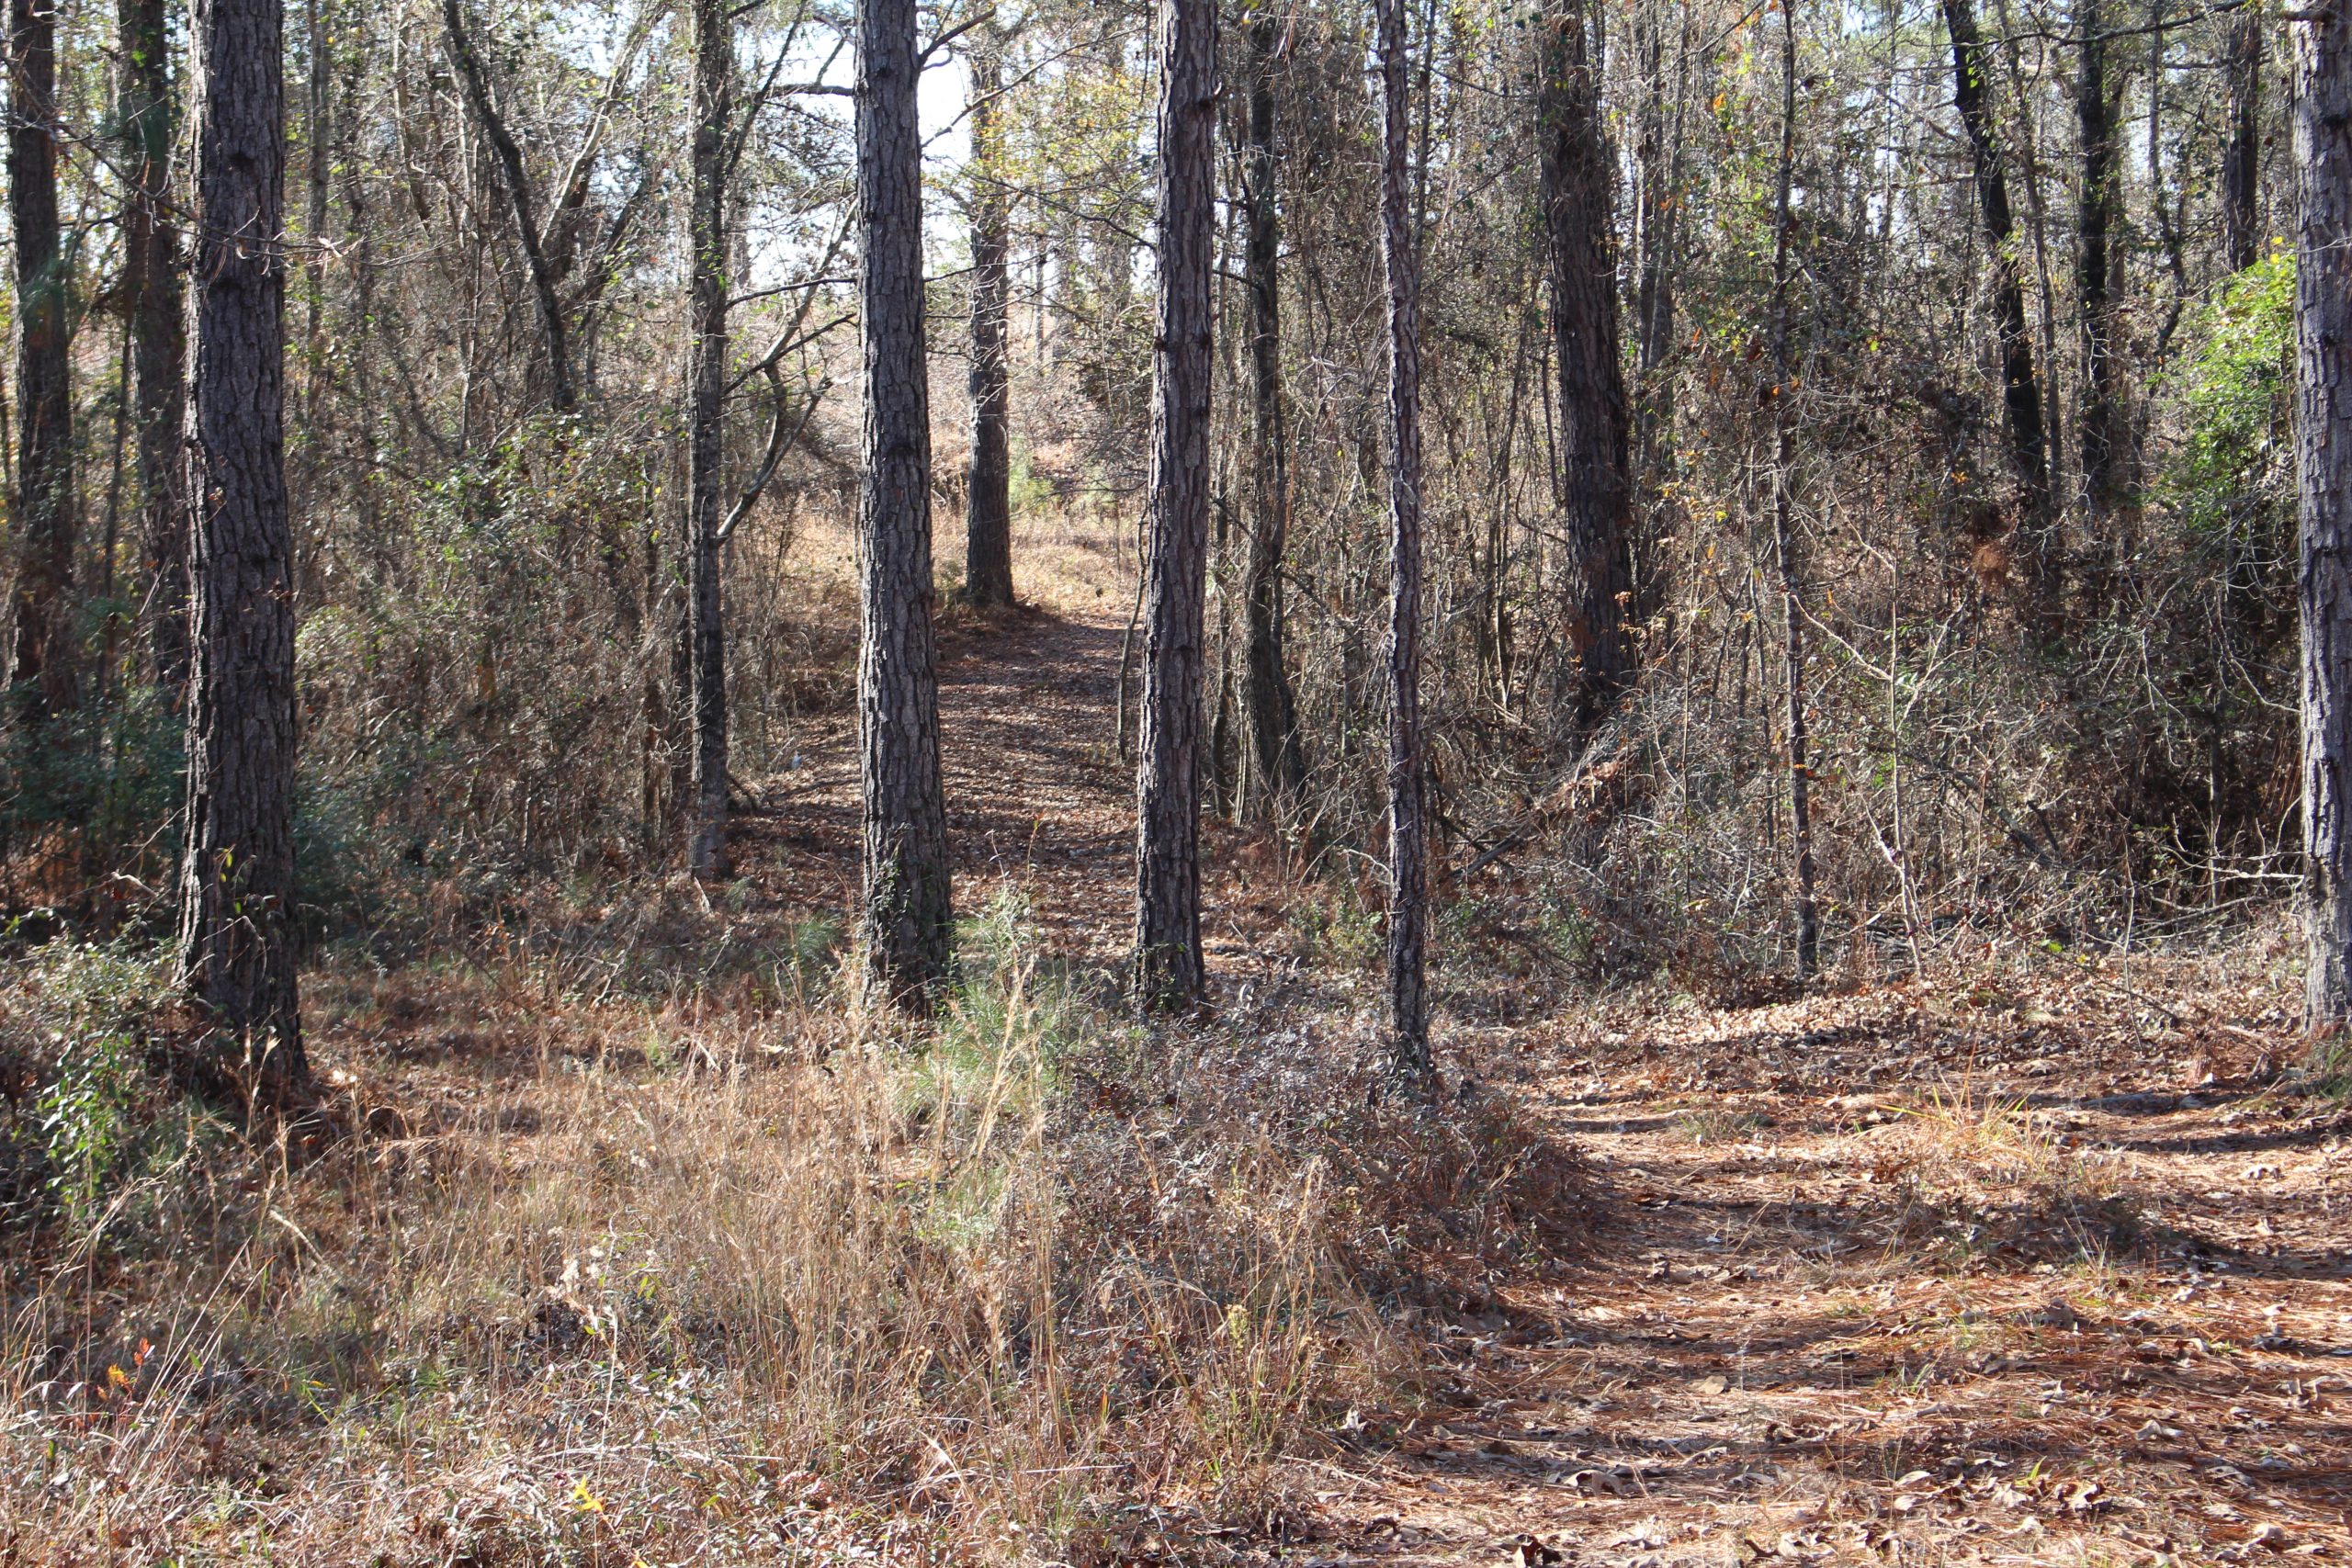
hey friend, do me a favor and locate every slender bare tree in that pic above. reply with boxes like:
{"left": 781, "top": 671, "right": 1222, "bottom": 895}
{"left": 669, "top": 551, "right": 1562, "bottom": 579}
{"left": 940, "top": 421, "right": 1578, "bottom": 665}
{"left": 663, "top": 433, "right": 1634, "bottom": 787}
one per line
{"left": 2075, "top": 0, "right": 2121, "bottom": 543}
{"left": 1133, "top": 0, "right": 1216, "bottom": 1011}
{"left": 1238, "top": 0, "right": 1304, "bottom": 819}
{"left": 964, "top": 7, "right": 1015, "bottom": 610}
{"left": 121, "top": 0, "right": 187, "bottom": 691}
{"left": 6, "top": 0, "right": 74, "bottom": 716}
{"left": 1771, "top": 0, "right": 1818, "bottom": 979}
{"left": 685, "top": 0, "right": 732, "bottom": 880}
{"left": 1941, "top": 0, "right": 2055, "bottom": 602}
{"left": 2224, "top": 7, "right": 2263, "bottom": 275}
{"left": 1377, "top": 0, "right": 1428, "bottom": 1071}
{"left": 440, "top": 0, "right": 575, "bottom": 415}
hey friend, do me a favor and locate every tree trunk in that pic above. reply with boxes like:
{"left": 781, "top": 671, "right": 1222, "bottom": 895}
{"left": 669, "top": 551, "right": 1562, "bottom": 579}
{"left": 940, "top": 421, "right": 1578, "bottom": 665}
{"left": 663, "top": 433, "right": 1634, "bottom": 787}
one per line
{"left": 857, "top": 0, "right": 953, "bottom": 1006}
{"left": 1771, "top": 0, "right": 1818, "bottom": 980}
{"left": 1133, "top": 0, "right": 1216, "bottom": 1012}
{"left": 2075, "top": 0, "right": 2120, "bottom": 542}
{"left": 1632, "top": 0, "right": 1687, "bottom": 478}
{"left": 2297, "top": 0, "right": 2352, "bottom": 1028}
{"left": 2146, "top": 0, "right": 2188, "bottom": 359}
{"left": 1238, "top": 1, "right": 1305, "bottom": 822}
{"left": 179, "top": 0, "right": 305, "bottom": 1084}
{"left": 685, "top": 0, "right": 731, "bottom": 881}
{"left": 964, "top": 11, "right": 1014, "bottom": 609}
{"left": 1540, "top": 0, "right": 1634, "bottom": 739}
{"left": 300, "top": 0, "right": 328, "bottom": 391}
{"left": 440, "top": 0, "right": 574, "bottom": 415}
{"left": 6, "top": 0, "right": 74, "bottom": 716}
{"left": 1994, "top": 0, "right": 2066, "bottom": 510}
{"left": 121, "top": 0, "right": 188, "bottom": 692}
{"left": 2224, "top": 9, "right": 2263, "bottom": 275}
{"left": 1378, "top": 0, "right": 1429, "bottom": 1074}
{"left": 1941, "top": 0, "right": 2055, "bottom": 604}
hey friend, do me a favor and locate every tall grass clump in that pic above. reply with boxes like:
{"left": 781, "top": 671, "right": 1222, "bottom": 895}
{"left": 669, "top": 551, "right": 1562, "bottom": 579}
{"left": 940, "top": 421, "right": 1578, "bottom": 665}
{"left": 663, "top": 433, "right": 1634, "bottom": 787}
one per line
{"left": 0, "top": 912, "right": 1572, "bottom": 1565}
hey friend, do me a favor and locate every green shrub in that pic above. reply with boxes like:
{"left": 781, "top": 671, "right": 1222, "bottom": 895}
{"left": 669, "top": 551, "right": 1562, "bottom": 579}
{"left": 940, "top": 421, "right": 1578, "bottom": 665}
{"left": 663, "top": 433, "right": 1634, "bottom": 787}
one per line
{"left": 2164, "top": 251, "right": 2294, "bottom": 558}
{"left": 0, "top": 938, "right": 179, "bottom": 1232}
{"left": 0, "top": 682, "right": 185, "bottom": 911}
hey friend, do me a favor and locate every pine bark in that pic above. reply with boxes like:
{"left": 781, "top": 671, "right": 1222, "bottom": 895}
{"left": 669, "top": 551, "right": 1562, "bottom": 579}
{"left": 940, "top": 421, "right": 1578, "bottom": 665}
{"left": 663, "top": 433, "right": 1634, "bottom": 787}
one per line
{"left": 6, "top": 0, "right": 74, "bottom": 716}
{"left": 686, "top": 0, "right": 731, "bottom": 880}
{"left": 1632, "top": 0, "right": 1684, "bottom": 472}
{"left": 1540, "top": 0, "right": 1634, "bottom": 739}
{"left": 1771, "top": 0, "right": 1818, "bottom": 979}
{"left": 1238, "top": 3, "right": 1305, "bottom": 820}
{"left": 301, "top": 0, "right": 327, "bottom": 359}
{"left": 1133, "top": 0, "right": 1216, "bottom": 1011}
{"left": 2297, "top": 0, "right": 2352, "bottom": 1027}
{"left": 1378, "top": 0, "right": 1429, "bottom": 1072}
{"left": 1941, "top": 0, "right": 2056, "bottom": 599}
{"left": 964, "top": 14, "right": 1014, "bottom": 609}
{"left": 179, "top": 0, "right": 305, "bottom": 1082}
{"left": 2224, "top": 10, "right": 2263, "bottom": 274}
{"left": 857, "top": 0, "right": 953, "bottom": 1005}
{"left": 2075, "top": 0, "right": 2120, "bottom": 537}
{"left": 122, "top": 0, "right": 188, "bottom": 691}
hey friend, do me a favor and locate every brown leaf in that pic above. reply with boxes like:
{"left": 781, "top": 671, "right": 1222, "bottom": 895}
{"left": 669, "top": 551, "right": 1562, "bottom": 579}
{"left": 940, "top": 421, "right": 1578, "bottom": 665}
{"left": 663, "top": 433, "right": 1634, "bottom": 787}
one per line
{"left": 1605, "top": 1518, "right": 1669, "bottom": 1550}
{"left": 1566, "top": 1466, "right": 1633, "bottom": 1496}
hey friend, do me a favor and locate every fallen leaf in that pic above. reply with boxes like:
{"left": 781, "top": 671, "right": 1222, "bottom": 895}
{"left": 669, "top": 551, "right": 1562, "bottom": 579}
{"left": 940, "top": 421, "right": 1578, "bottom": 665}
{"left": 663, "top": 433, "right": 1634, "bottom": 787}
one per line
{"left": 1566, "top": 1466, "right": 1633, "bottom": 1496}
{"left": 1774, "top": 1529, "right": 1826, "bottom": 1562}
{"left": 1605, "top": 1518, "right": 1669, "bottom": 1550}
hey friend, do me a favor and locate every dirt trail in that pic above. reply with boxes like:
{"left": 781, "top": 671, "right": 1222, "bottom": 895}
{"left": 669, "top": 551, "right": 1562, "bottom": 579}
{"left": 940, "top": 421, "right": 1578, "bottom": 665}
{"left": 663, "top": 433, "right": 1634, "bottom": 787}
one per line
{"left": 1314, "top": 992, "right": 2352, "bottom": 1567}
{"left": 746, "top": 591, "right": 2352, "bottom": 1566}
{"left": 740, "top": 605, "right": 1137, "bottom": 961}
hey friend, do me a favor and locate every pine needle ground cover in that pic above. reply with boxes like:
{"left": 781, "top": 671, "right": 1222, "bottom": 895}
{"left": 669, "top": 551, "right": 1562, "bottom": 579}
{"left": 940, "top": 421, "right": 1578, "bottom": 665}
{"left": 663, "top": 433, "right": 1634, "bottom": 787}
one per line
{"left": 3, "top": 566, "right": 2344, "bottom": 1565}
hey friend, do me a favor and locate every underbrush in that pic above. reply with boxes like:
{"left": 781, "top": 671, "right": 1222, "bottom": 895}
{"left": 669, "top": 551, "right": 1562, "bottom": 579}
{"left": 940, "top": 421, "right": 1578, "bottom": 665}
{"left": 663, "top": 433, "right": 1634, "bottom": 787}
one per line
{"left": 1854, "top": 1080, "right": 2144, "bottom": 1267}
{"left": 0, "top": 911, "right": 1571, "bottom": 1564}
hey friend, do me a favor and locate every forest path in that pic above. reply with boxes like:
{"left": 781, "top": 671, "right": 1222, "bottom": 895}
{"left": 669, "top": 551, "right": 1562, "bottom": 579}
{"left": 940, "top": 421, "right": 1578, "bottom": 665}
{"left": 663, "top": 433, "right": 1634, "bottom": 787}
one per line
{"left": 729, "top": 558, "right": 2352, "bottom": 1567}
{"left": 738, "top": 601, "right": 1143, "bottom": 966}
{"left": 1299, "top": 985, "right": 2352, "bottom": 1568}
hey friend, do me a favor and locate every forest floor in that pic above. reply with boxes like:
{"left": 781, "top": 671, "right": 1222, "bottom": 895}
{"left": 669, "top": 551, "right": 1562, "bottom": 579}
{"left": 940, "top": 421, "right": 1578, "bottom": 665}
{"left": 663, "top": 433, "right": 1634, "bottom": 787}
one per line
{"left": 8, "top": 515, "right": 2352, "bottom": 1565}
{"left": 747, "top": 522, "right": 2352, "bottom": 1566}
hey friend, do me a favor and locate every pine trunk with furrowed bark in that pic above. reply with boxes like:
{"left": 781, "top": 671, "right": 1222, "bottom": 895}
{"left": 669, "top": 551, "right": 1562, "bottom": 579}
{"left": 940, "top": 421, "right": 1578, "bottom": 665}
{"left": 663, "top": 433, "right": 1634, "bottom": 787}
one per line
{"left": 2297, "top": 0, "right": 2352, "bottom": 1027}
{"left": 857, "top": 0, "right": 953, "bottom": 1006}
{"left": 178, "top": 0, "right": 305, "bottom": 1083}
{"left": 1133, "top": 0, "right": 1216, "bottom": 1012}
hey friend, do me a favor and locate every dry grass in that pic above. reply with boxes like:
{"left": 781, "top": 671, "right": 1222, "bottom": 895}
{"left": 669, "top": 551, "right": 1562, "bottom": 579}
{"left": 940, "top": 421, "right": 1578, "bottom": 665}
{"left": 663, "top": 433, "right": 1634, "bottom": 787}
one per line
{"left": 6, "top": 513, "right": 2344, "bottom": 1566}
{"left": 0, "top": 908, "right": 1568, "bottom": 1565}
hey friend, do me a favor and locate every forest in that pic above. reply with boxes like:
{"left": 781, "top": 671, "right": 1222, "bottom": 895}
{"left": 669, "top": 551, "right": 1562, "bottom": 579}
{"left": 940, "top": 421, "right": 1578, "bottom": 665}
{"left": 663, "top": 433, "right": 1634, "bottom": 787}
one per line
{"left": 1, "top": 0, "right": 2349, "bottom": 1558}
